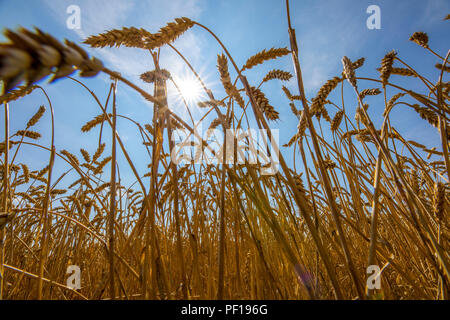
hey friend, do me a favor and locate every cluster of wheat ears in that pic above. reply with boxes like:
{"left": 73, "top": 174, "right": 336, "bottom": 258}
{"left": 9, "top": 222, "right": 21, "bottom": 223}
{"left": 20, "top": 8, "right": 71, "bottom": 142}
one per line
{"left": 0, "top": 2, "right": 449, "bottom": 300}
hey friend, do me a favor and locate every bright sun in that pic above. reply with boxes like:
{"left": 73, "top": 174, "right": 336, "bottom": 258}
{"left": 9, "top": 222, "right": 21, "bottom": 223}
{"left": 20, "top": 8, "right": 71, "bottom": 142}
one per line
{"left": 176, "top": 77, "right": 202, "bottom": 102}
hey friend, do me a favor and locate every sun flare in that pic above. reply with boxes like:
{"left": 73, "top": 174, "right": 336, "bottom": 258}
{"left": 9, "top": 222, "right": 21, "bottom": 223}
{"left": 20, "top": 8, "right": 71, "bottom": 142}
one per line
{"left": 176, "top": 77, "right": 202, "bottom": 102}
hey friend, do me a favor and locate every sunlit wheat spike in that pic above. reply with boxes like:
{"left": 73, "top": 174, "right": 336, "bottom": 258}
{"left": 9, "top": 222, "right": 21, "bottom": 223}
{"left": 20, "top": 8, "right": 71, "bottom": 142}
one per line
{"left": 29, "top": 184, "right": 45, "bottom": 192}
{"left": 198, "top": 99, "right": 226, "bottom": 109}
{"left": 262, "top": 69, "right": 293, "bottom": 82}
{"left": 30, "top": 173, "right": 48, "bottom": 184}
{"left": 80, "top": 148, "right": 91, "bottom": 163}
{"left": 341, "top": 56, "right": 357, "bottom": 88}
{"left": 409, "top": 171, "right": 420, "bottom": 194}
{"left": 9, "top": 164, "right": 20, "bottom": 173}
{"left": 316, "top": 77, "right": 342, "bottom": 101}
{"left": 282, "top": 85, "right": 293, "bottom": 100}
{"left": 340, "top": 58, "right": 365, "bottom": 79}
{"left": 355, "top": 131, "right": 373, "bottom": 143}
{"left": 81, "top": 163, "right": 96, "bottom": 172}
{"left": 217, "top": 53, "right": 233, "bottom": 93}
{"left": 36, "top": 164, "right": 49, "bottom": 178}
{"left": 208, "top": 118, "right": 222, "bottom": 130}
{"left": 94, "top": 182, "right": 111, "bottom": 193}
{"left": 243, "top": 252, "right": 251, "bottom": 292}
{"left": 61, "top": 149, "right": 80, "bottom": 166}
{"left": 407, "top": 140, "right": 426, "bottom": 149}
{"left": 144, "top": 17, "right": 194, "bottom": 51}
{"left": 285, "top": 111, "right": 307, "bottom": 147}
{"left": 379, "top": 50, "right": 397, "bottom": 87}
{"left": 94, "top": 156, "right": 112, "bottom": 174}
{"left": 341, "top": 129, "right": 358, "bottom": 140}
{"left": 389, "top": 129, "right": 402, "bottom": 142}
{"left": 294, "top": 173, "right": 306, "bottom": 194}
{"left": 250, "top": 87, "right": 279, "bottom": 120}
{"left": 81, "top": 113, "right": 112, "bottom": 132}
{"left": 0, "top": 47, "right": 31, "bottom": 92}
{"left": 264, "top": 106, "right": 279, "bottom": 121}
{"left": 411, "top": 104, "right": 439, "bottom": 127}
{"left": 242, "top": 47, "right": 290, "bottom": 71}
{"left": 324, "top": 158, "right": 337, "bottom": 170}
{"left": 297, "top": 111, "right": 307, "bottom": 137}
{"left": 352, "top": 57, "right": 365, "bottom": 70}
{"left": 355, "top": 104, "right": 369, "bottom": 126}
{"left": 170, "top": 117, "right": 183, "bottom": 130}
{"left": 283, "top": 133, "right": 300, "bottom": 147}
{"left": 409, "top": 32, "right": 429, "bottom": 48}
{"left": 15, "top": 130, "right": 41, "bottom": 139}
{"left": 433, "top": 182, "right": 445, "bottom": 221}
{"left": 384, "top": 92, "right": 406, "bottom": 116}
{"left": 317, "top": 105, "right": 331, "bottom": 122}
{"left": 310, "top": 76, "right": 342, "bottom": 116}
{"left": 197, "top": 101, "right": 208, "bottom": 108}
{"left": 140, "top": 69, "right": 171, "bottom": 83}
{"left": 144, "top": 124, "right": 154, "bottom": 135}
{"left": 84, "top": 27, "right": 151, "bottom": 48}
{"left": 0, "top": 85, "right": 37, "bottom": 104}
{"left": 0, "top": 212, "right": 16, "bottom": 229}
{"left": 425, "top": 147, "right": 443, "bottom": 159}
{"left": 435, "top": 63, "right": 450, "bottom": 72}
{"left": 68, "top": 178, "right": 83, "bottom": 189}
{"left": 232, "top": 90, "right": 245, "bottom": 109}
{"left": 26, "top": 105, "right": 46, "bottom": 128}
{"left": 359, "top": 88, "right": 381, "bottom": 99}
{"left": 15, "top": 192, "right": 36, "bottom": 204}
{"left": 443, "top": 88, "right": 449, "bottom": 100}
{"left": 281, "top": 85, "right": 302, "bottom": 101}
{"left": 217, "top": 53, "right": 245, "bottom": 108}
{"left": 20, "top": 163, "right": 30, "bottom": 183}
{"left": 289, "top": 103, "right": 301, "bottom": 118}
{"left": 331, "top": 110, "right": 344, "bottom": 131}
{"left": 391, "top": 67, "right": 417, "bottom": 77}
{"left": 0, "top": 27, "right": 103, "bottom": 92}
{"left": 50, "top": 189, "right": 67, "bottom": 197}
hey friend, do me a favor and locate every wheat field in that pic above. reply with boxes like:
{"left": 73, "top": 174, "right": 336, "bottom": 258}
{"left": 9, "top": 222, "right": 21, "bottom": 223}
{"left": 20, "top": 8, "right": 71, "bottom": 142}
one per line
{"left": 0, "top": 1, "right": 449, "bottom": 300}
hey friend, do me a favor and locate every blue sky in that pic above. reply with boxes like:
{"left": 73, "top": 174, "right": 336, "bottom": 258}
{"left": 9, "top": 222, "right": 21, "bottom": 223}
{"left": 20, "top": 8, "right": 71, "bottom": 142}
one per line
{"left": 0, "top": 0, "right": 448, "bottom": 188}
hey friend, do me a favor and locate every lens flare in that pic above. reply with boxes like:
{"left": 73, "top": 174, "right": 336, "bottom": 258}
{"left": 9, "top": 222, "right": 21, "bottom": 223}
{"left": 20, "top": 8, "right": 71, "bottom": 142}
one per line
{"left": 176, "top": 76, "right": 202, "bottom": 103}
